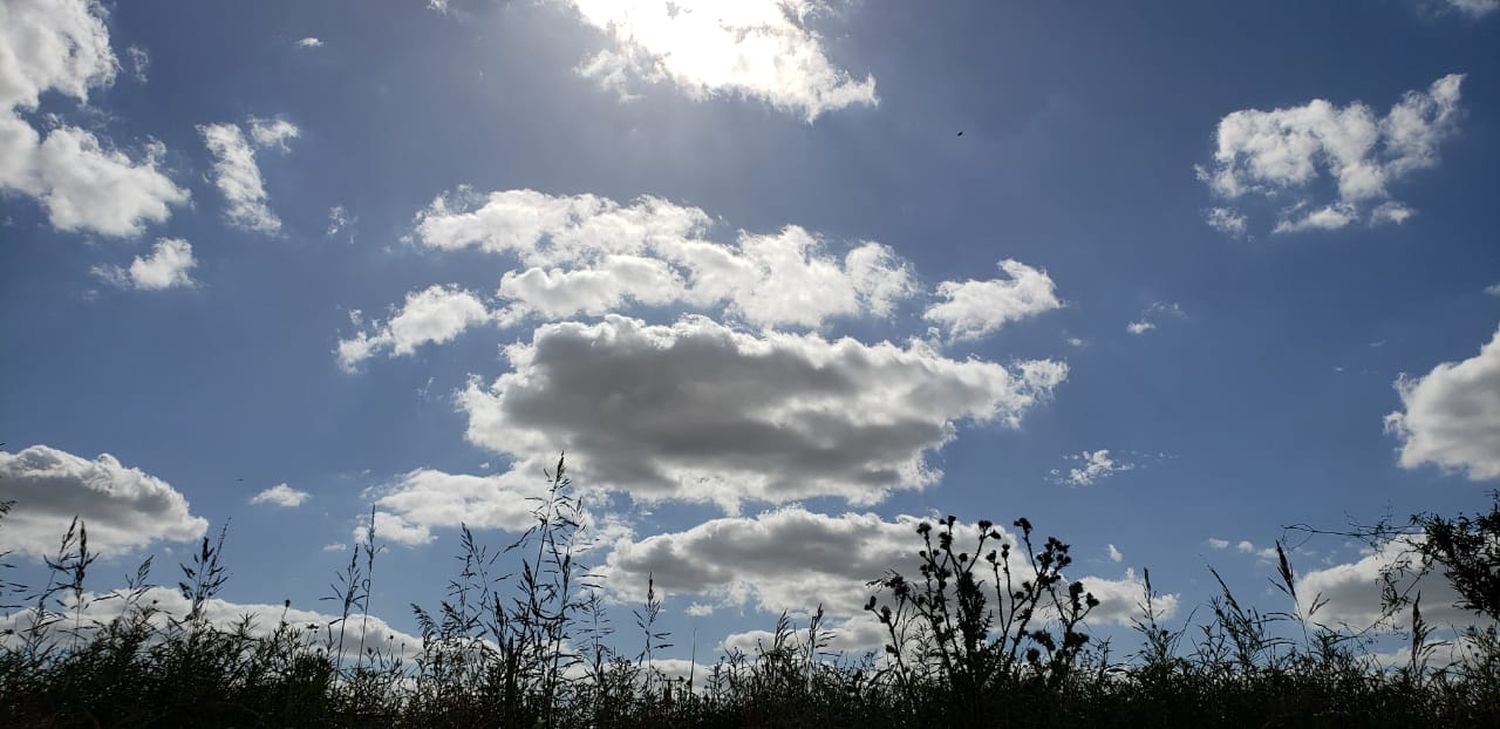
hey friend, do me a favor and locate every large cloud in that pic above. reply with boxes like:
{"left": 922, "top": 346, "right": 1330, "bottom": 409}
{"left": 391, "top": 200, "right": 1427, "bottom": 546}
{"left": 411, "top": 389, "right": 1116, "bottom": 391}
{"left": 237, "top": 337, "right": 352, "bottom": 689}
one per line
{"left": 1295, "top": 538, "right": 1479, "bottom": 632}
{"left": 410, "top": 188, "right": 916, "bottom": 331}
{"left": 601, "top": 507, "right": 1175, "bottom": 628}
{"left": 923, "top": 259, "right": 1061, "bottom": 341}
{"left": 0, "top": 445, "right": 208, "bottom": 558}
{"left": 0, "top": 0, "right": 188, "bottom": 237}
{"left": 1198, "top": 74, "right": 1464, "bottom": 235}
{"left": 1385, "top": 327, "right": 1500, "bottom": 481}
{"left": 337, "top": 284, "right": 492, "bottom": 370}
{"left": 460, "top": 315, "right": 1067, "bottom": 510}
{"left": 562, "top": 0, "right": 877, "bottom": 121}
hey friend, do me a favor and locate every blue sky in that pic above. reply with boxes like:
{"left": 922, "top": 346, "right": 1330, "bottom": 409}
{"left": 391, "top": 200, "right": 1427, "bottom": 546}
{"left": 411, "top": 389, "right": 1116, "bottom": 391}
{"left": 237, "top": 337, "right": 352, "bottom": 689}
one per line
{"left": 2, "top": 0, "right": 1498, "bottom": 662}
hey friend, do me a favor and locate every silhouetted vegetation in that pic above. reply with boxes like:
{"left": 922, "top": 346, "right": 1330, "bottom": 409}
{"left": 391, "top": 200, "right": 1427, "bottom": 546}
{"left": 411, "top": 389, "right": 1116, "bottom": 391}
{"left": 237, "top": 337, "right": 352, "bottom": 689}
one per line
{"left": 1, "top": 467, "right": 1496, "bottom": 728}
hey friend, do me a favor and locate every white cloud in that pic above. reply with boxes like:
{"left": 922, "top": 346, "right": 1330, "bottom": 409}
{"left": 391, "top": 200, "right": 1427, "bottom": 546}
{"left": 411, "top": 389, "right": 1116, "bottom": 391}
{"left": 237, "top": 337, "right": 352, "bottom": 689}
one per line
{"left": 1107, "top": 543, "right": 1123, "bottom": 563}
{"left": 1440, "top": 0, "right": 1498, "bottom": 18}
{"left": 199, "top": 122, "right": 281, "bottom": 234}
{"left": 1295, "top": 538, "right": 1474, "bottom": 631}
{"left": 1486, "top": 283, "right": 1500, "bottom": 297}
{"left": 1200, "top": 74, "right": 1465, "bottom": 235}
{"left": 295, "top": 36, "right": 323, "bottom": 48}
{"left": 1385, "top": 326, "right": 1500, "bottom": 480}
{"left": 250, "top": 482, "right": 310, "bottom": 508}
{"left": 922, "top": 259, "right": 1062, "bottom": 341}
{"left": 1080, "top": 569, "right": 1180, "bottom": 627}
{"left": 684, "top": 602, "right": 715, "bottom": 617}
{"left": 1235, "top": 540, "right": 1278, "bottom": 560}
{"left": 247, "top": 117, "right": 300, "bottom": 151}
{"left": 1204, "top": 207, "right": 1248, "bottom": 237}
{"left": 1206, "top": 537, "right": 1275, "bottom": 558}
{"left": 1126, "top": 301, "right": 1186, "bottom": 335}
{"left": 124, "top": 45, "right": 149, "bottom": 82}
{"left": 602, "top": 508, "right": 918, "bottom": 616}
{"left": 412, "top": 188, "right": 917, "bottom": 330}
{"left": 92, "top": 237, "right": 197, "bottom": 290}
{"left": 337, "top": 284, "right": 491, "bottom": 370}
{"left": 0, "top": 445, "right": 208, "bottom": 558}
{"left": 1371, "top": 200, "right": 1416, "bottom": 225}
{"left": 563, "top": 0, "right": 877, "bottom": 121}
{"left": 460, "top": 315, "right": 1066, "bottom": 511}
{"left": 363, "top": 469, "right": 551, "bottom": 546}
{"left": 322, "top": 542, "right": 347, "bottom": 552}
{"left": 1054, "top": 449, "right": 1134, "bottom": 487}
{"left": 602, "top": 508, "right": 1175, "bottom": 628}
{"left": 0, "top": 586, "right": 420, "bottom": 663}
{"left": 1272, "top": 202, "right": 1357, "bottom": 233}
{"left": 0, "top": 0, "right": 190, "bottom": 238}
{"left": 326, "top": 205, "right": 355, "bottom": 241}
{"left": 722, "top": 617, "right": 888, "bottom": 654}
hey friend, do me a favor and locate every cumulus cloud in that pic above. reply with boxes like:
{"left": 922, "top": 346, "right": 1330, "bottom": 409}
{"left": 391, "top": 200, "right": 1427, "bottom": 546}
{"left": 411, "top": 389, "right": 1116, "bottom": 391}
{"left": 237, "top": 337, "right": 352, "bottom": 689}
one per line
{"left": 1236, "top": 540, "right": 1278, "bottom": 560}
{"left": 1052, "top": 449, "right": 1134, "bottom": 487}
{"left": 337, "top": 284, "right": 491, "bottom": 370}
{"left": 295, "top": 37, "right": 323, "bottom": 48}
{"left": 249, "top": 483, "right": 310, "bottom": 508}
{"left": 0, "top": 445, "right": 208, "bottom": 558}
{"left": 91, "top": 237, "right": 197, "bottom": 290}
{"left": 411, "top": 188, "right": 917, "bottom": 330}
{"left": 460, "top": 315, "right": 1066, "bottom": 511}
{"left": 363, "top": 469, "right": 552, "bottom": 546}
{"left": 199, "top": 117, "right": 298, "bottom": 234}
{"left": 1385, "top": 326, "right": 1500, "bottom": 481}
{"left": 0, "top": 586, "right": 420, "bottom": 662}
{"left": 1199, "top": 74, "right": 1465, "bottom": 235}
{"left": 1207, "top": 538, "right": 1231, "bottom": 549}
{"left": 0, "top": 0, "right": 189, "bottom": 237}
{"left": 922, "top": 260, "right": 1062, "bottom": 342}
{"left": 1107, "top": 544, "right": 1124, "bottom": 563}
{"left": 1295, "top": 538, "right": 1474, "bottom": 631}
{"left": 562, "top": 0, "right": 877, "bottom": 121}
{"left": 602, "top": 508, "right": 922, "bottom": 616}
{"left": 601, "top": 508, "right": 1175, "bottom": 628}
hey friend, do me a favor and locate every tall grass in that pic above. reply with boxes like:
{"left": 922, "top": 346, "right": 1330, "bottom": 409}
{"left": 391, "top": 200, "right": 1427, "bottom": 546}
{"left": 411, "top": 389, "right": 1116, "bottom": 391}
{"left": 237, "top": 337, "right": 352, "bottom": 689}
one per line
{"left": 0, "top": 468, "right": 1496, "bottom": 728}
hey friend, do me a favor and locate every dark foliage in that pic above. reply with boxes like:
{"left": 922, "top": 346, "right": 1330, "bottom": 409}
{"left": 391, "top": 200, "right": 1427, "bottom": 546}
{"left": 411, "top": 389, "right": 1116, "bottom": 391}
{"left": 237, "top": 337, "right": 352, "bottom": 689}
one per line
{"left": 1, "top": 462, "right": 1497, "bottom": 728}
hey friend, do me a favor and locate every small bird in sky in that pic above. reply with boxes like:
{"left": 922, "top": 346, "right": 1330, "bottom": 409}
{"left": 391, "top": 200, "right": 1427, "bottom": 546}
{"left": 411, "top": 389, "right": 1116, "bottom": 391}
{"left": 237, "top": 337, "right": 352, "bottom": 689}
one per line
{"left": 956, "top": 131, "right": 964, "bottom": 136}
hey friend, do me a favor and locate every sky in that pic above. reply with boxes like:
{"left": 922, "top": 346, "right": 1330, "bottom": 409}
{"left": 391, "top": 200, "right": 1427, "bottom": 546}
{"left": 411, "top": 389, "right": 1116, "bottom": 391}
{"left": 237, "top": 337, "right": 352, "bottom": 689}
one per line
{"left": 1, "top": 0, "right": 1498, "bottom": 665}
